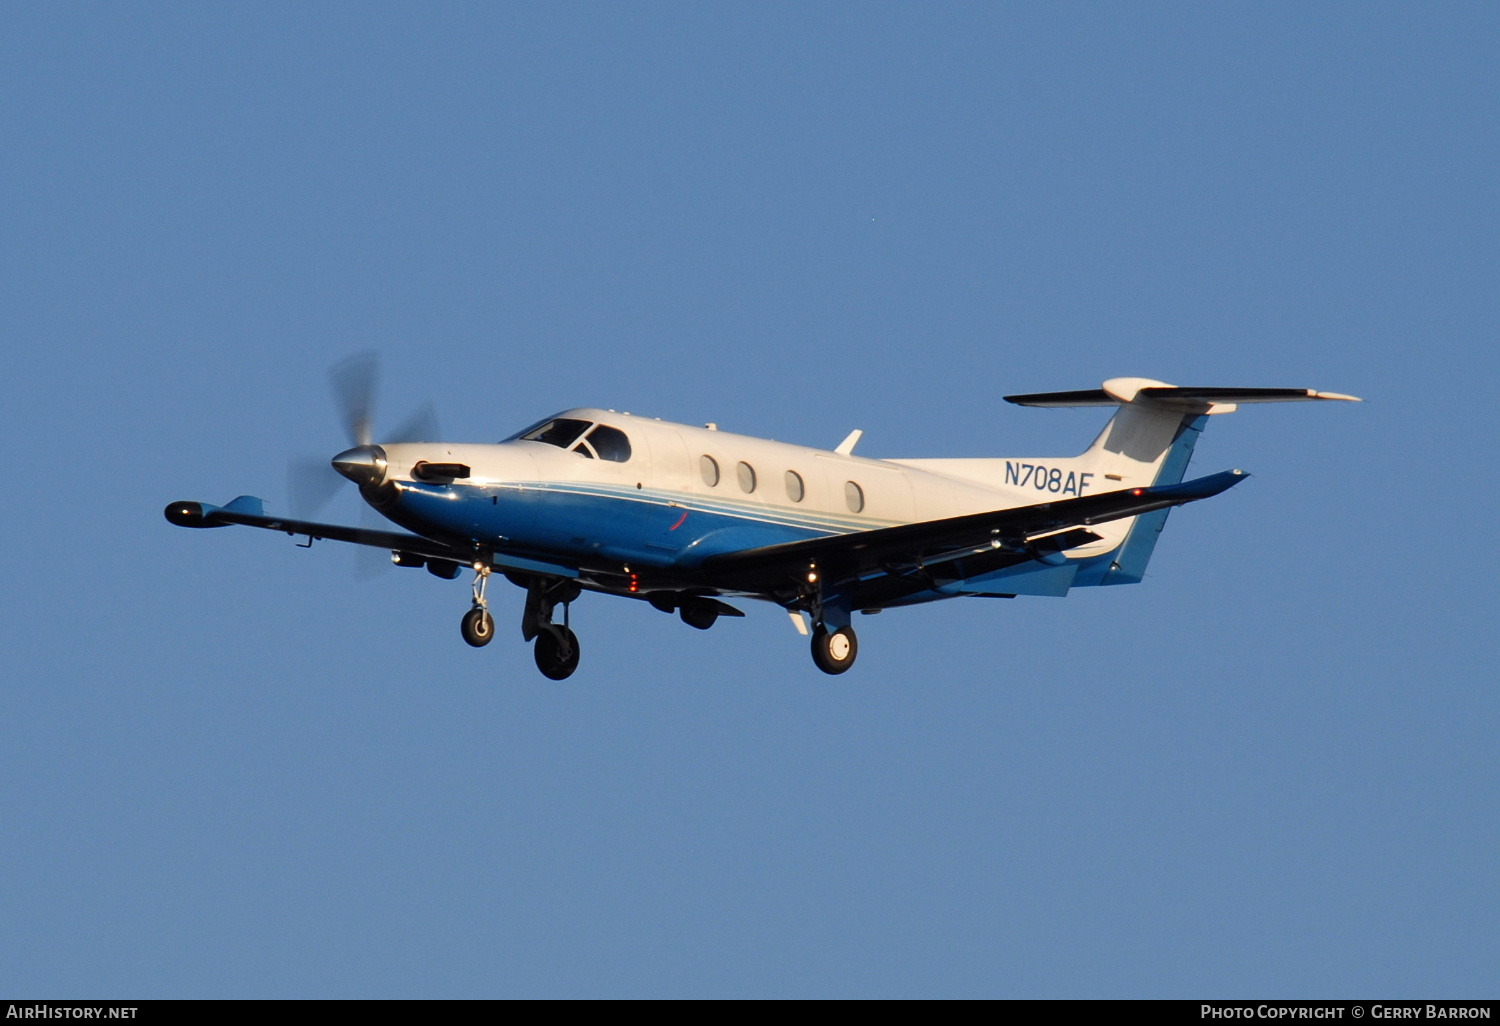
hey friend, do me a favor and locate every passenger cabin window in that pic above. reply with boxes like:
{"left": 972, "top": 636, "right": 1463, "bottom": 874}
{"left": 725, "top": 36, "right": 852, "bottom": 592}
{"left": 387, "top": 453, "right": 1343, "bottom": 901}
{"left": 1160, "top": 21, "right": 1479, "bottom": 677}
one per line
{"left": 700, "top": 455, "right": 720, "bottom": 487}
{"left": 784, "top": 470, "right": 805, "bottom": 503}
{"left": 737, "top": 462, "right": 757, "bottom": 493}
{"left": 845, "top": 480, "right": 865, "bottom": 513}
{"left": 517, "top": 418, "right": 631, "bottom": 463}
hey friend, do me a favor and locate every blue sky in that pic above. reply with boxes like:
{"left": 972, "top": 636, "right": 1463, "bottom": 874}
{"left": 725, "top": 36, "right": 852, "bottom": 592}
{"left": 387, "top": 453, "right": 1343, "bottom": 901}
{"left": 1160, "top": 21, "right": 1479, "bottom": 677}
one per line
{"left": 2, "top": 1, "right": 1495, "bottom": 998}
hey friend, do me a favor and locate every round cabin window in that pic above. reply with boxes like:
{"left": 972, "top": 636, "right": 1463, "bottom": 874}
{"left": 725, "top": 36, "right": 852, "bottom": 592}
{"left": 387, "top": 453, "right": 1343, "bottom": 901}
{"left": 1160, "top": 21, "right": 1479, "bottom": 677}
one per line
{"left": 737, "top": 461, "right": 757, "bottom": 493}
{"left": 845, "top": 480, "right": 865, "bottom": 513}
{"left": 700, "top": 455, "right": 719, "bottom": 487}
{"left": 784, "top": 470, "right": 805, "bottom": 503}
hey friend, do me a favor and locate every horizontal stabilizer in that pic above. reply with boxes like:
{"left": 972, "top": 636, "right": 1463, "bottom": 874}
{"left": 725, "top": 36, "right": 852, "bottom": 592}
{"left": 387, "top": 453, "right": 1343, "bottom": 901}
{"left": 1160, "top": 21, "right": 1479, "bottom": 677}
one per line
{"left": 1138, "top": 386, "right": 1361, "bottom": 404}
{"left": 1006, "top": 378, "right": 1361, "bottom": 412}
{"left": 1003, "top": 388, "right": 1116, "bottom": 408}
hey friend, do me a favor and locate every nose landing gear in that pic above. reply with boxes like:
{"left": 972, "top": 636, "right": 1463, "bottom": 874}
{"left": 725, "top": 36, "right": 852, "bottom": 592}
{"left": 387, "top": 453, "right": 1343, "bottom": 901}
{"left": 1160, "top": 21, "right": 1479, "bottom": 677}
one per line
{"left": 461, "top": 565, "right": 495, "bottom": 647}
{"left": 458, "top": 567, "right": 584, "bottom": 678}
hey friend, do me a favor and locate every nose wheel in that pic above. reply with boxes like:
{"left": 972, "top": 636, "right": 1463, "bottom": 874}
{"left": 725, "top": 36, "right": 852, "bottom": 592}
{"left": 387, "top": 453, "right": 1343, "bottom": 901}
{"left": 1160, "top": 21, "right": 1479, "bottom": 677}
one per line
{"left": 461, "top": 606, "right": 495, "bottom": 647}
{"left": 460, "top": 564, "right": 496, "bottom": 647}
{"left": 459, "top": 566, "right": 583, "bottom": 679}
{"left": 811, "top": 625, "right": 858, "bottom": 675}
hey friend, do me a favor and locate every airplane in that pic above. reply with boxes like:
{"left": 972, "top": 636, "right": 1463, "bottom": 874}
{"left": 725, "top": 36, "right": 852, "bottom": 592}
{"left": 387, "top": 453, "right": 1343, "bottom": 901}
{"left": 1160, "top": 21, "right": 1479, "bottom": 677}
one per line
{"left": 165, "top": 360, "right": 1359, "bottom": 680}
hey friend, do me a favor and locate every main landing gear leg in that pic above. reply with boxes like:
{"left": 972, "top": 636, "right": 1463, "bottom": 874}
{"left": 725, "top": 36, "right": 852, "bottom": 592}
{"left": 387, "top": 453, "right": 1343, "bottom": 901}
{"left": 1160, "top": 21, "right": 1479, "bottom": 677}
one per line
{"left": 522, "top": 578, "right": 582, "bottom": 681}
{"left": 460, "top": 564, "right": 495, "bottom": 647}
{"left": 803, "top": 568, "right": 858, "bottom": 675}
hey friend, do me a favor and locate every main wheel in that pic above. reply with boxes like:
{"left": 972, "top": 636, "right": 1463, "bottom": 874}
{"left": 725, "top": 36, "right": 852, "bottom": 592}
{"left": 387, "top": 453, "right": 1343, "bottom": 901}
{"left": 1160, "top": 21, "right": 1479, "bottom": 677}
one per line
{"left": 811, "top": 625, "right": 858, "bottom": 675}
{"left": 534, "top": 625, "right": 580, "bottom": 680}
{"left": 460, "top": 606, "right": 495, "bottom": 647}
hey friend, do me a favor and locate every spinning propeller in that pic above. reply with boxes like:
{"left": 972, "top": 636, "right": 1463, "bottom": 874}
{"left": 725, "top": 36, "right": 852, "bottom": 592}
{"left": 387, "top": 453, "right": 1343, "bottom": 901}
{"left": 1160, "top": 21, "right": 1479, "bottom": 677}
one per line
{"left": 288, "top": 351, "right": 439, "bottom": 519}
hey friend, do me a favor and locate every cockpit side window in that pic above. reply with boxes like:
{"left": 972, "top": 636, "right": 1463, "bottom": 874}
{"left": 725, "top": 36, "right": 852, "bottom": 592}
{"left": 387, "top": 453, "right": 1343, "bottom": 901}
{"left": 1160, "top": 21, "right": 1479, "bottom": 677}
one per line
{"left": 584, "top": 424, "right": 632, "bottom": 463}
{"left": 519, "top": 418, "right": 592, "bottom": 450}
{"left": 510, "top": 417, "right": 631, "bottom": 463}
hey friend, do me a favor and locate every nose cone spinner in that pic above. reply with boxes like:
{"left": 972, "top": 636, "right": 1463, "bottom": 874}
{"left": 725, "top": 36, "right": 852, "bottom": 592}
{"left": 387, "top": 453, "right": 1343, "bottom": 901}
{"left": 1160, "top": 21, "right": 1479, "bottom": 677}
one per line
{"left": 331, "top": 444, "right": 388, "bottom": 486}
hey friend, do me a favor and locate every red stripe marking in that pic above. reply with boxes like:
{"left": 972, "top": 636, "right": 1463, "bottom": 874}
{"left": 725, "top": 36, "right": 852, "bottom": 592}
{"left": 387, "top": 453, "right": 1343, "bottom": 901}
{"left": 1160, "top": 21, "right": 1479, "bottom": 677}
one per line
{"left": 669, "top": 512, "right": 689, "bottom": 531}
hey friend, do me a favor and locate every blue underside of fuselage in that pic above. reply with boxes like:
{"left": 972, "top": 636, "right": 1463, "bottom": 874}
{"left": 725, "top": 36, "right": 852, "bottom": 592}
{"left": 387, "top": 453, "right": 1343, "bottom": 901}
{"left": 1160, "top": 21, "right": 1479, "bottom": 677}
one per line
{"left": 393, "top": 480, "right": 831, "bottom": 570}
{"left": 384, "top": 480, "right": 1126, "bottom": 606}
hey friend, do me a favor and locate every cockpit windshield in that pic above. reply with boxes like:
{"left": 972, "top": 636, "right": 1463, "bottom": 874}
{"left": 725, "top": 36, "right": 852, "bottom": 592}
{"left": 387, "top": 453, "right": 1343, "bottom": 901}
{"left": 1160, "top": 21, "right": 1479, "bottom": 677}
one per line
{"left": 520, "top": 418, "right": 592, "bottom": 449}
{"left": 510, "top": 417, "right": 632, "bottom": 463}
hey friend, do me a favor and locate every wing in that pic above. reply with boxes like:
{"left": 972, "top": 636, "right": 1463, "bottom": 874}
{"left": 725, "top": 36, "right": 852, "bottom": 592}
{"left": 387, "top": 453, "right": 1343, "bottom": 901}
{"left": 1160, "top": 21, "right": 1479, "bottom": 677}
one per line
{"left": 165, "top": 496, "right": 481, "bottom": 564}
{"left": 692, "top": 469, "right": 1249, "bottom": 596}
{"left": 167, "top": 496, "right": 585, "bottom": 580}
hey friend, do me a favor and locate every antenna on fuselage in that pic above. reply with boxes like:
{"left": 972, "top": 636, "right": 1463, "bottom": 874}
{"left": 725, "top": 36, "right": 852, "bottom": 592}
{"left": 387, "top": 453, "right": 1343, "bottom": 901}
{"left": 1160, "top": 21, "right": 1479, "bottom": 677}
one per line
{"left": 835, "top": 429, "right": 863, "bottom": 456}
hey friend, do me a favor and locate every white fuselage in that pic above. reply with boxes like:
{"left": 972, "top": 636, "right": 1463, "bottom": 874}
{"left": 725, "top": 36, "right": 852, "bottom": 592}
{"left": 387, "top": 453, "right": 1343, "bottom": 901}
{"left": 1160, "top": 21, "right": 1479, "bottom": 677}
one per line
{"left": 378, "top": 407, "right": 1094, "bottom": 541}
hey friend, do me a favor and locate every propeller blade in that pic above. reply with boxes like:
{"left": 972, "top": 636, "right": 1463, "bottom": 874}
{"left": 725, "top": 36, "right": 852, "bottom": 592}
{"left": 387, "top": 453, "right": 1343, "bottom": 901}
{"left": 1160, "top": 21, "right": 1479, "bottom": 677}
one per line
{"left": 329, "top": 350, "right": 378, "bottom": 447}
{"left": 287, "top": 456, "right": 344, "bottom": 519}
{"left": 388, "top": 401, "right": 440, "bottom": 444}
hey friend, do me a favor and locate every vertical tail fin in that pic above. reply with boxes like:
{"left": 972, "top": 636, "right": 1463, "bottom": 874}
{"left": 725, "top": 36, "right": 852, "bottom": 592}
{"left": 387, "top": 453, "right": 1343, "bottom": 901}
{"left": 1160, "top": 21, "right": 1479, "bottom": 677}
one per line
{"left": 1003, "top": 377, "right": 1359, "bottom": 584}
{"left": 1077, "top": 394, "right": 1206, "bottom": 490}
{"left": 1078, "top": 408, "right": 1208, "bottom": 584}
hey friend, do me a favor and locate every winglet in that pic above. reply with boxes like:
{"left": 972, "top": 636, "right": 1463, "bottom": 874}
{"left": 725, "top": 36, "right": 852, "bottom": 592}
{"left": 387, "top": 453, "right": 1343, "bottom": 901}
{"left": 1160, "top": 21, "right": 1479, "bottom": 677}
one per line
{"left": 835, "top": 430, "right": 863, "bottom": 456}
{"left": 222, "top": 495, "right": 266, "bottom": 516}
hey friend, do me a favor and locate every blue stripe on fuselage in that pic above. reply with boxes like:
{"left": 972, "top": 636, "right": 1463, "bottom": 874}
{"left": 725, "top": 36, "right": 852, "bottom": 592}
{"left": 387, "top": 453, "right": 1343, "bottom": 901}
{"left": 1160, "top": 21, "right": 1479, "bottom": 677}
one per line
{"left": 390, "top": 481, "right": 835, "bottom": 568}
